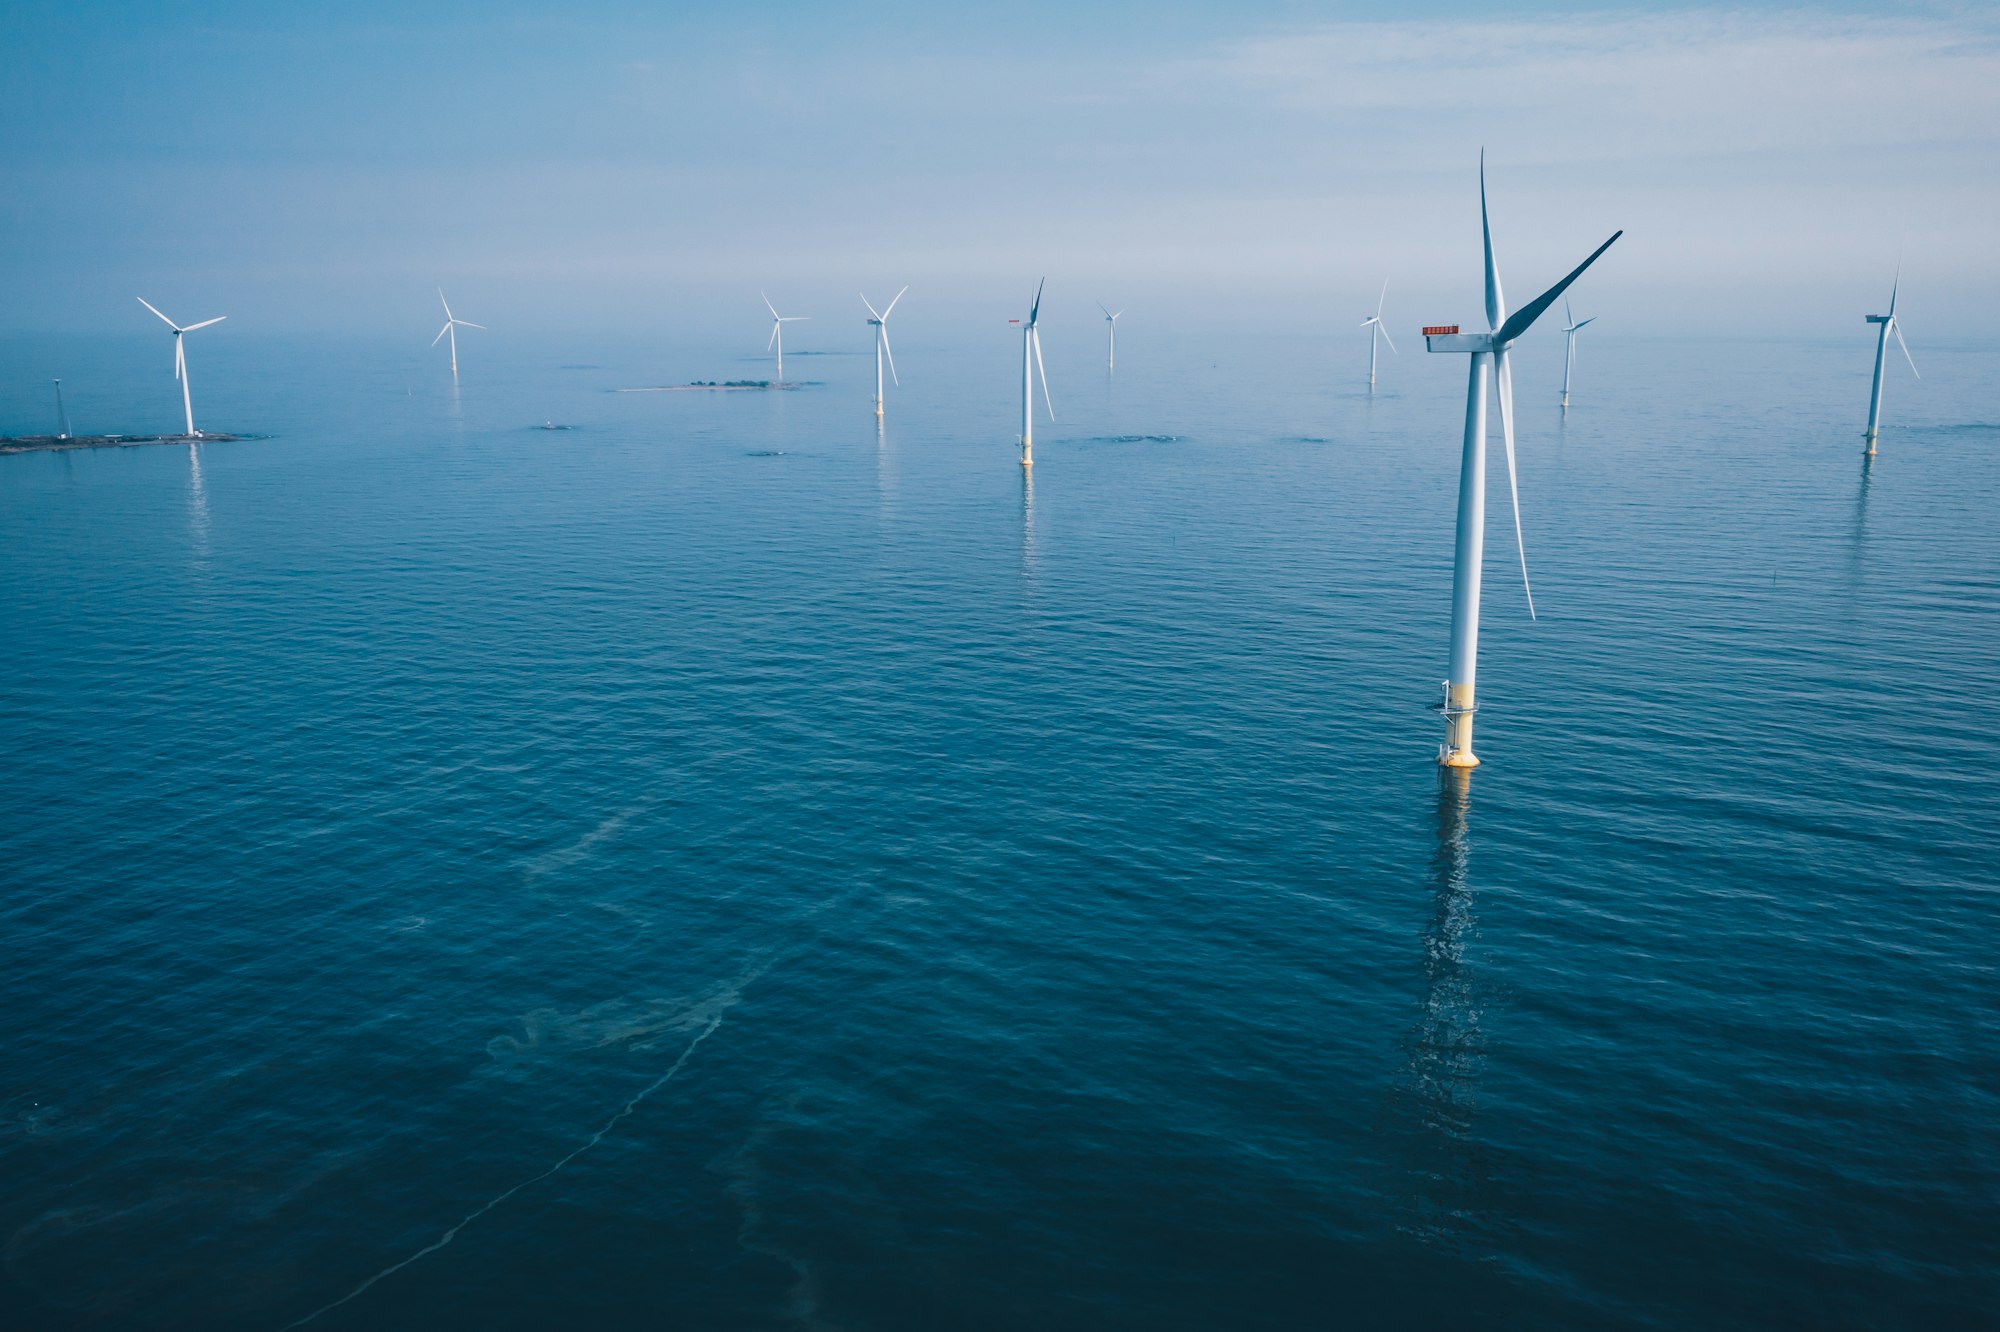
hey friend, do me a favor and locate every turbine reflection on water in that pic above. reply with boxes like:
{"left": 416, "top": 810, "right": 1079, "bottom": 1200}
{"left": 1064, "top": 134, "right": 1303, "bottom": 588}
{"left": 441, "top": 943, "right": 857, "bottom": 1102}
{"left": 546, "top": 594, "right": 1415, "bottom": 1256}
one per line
{"left": 187, "top": 443, "right": 210, "bottom": 566}
{"left": 874, "top": 418, "right": 896, "bottom": 527}
{"left": 1845, "top": 452, "right": 1875, "bottom": 611}
{"left": 1389, "top": 767, "right": 1491, "bottom": 1251}
{"left": 1853, "top": 452, "right": 1874, "bottom": 543}
{"left": 1020, "top": 463, "right": 1039, "bottom": 584}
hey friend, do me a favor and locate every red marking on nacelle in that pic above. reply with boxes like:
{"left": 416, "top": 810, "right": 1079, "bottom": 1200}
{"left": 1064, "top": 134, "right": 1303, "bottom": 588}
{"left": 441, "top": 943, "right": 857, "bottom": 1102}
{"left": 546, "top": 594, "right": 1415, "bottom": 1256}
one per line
{"left": 1423, "top": 325, "right": 1460, "bottom": 336}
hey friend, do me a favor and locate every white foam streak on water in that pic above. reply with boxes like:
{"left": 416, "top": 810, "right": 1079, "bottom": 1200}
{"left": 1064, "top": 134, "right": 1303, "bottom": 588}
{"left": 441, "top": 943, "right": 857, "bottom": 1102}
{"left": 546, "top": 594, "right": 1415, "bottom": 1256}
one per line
{"left": 521, "top": 799, "right": 653, "bottom": 883}
{"left": 277, "top": 1001, "right": 734, "bottom": 1331}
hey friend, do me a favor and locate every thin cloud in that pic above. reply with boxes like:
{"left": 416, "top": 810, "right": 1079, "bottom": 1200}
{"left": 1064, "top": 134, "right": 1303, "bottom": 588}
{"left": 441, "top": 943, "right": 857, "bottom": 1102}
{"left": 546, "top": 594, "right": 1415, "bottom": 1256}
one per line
{"left": 1165, "top": 11, "right": 2000, "bottom": 160}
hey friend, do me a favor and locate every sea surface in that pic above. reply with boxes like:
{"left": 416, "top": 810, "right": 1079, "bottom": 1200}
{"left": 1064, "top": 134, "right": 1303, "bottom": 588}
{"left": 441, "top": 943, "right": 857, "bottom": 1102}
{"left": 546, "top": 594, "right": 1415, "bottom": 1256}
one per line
{"left": 1, "top": 321, "right": 1996, "bottom": 1330}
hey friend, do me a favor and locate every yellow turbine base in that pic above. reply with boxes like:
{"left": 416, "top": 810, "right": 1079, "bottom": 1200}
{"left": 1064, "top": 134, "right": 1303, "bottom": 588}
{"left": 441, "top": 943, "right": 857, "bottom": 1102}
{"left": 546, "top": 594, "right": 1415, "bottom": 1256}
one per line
{"left": 1438, "top": 680, "right": 1478, "bottom": 768}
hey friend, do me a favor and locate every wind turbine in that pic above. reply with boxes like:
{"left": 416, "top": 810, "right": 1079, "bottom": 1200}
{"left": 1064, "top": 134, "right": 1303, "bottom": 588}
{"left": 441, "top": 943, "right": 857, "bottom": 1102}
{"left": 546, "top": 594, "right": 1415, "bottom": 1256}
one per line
{"left": 1421, "top": 155, "right": 1621, "bottom": 768}
{"left": 1862, "top": 275, "right": 1918, "bottom": 457}
{"left": 53, "top": 380, "right": 72, "bottom": 440}
{"left": 861, "top": 287, "right": 906, "bottom": 418}
{"left": 762, "top": 293, "right": 808, "bottom": 382}
{"left": 137, "top": 297, "right": 227, "bottom": 438}
{"left": 1558, "top": 299, "right": 1595, "bottom": 410}
{"left": 1098, "top": 302, "right": 1123, "bottom": 371}
{"left": 1016, "top": 280, "right": 1054, "bottom": 467}
{"left": 432, "top": 289, "right": 485, "bottom": 382}
{"left": 1361, "top": 280, "right": 1397, "bottom": 386}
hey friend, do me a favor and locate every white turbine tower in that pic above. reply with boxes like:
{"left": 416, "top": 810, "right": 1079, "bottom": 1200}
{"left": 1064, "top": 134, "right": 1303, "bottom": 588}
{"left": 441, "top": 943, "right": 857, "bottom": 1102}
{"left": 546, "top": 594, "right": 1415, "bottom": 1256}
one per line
{"left": 861, "top": 287, "right": 906, "bottom": 419}
{"left": 432, "top": 289, "right": 485, "bottom": 382}
{"left": 137, "top": 298, "right": 227, "bottom": 438}
{"left": 762, "top": 293, "right": 808, "bottom": 382}
{"left": 1862, "top": 275, "right": 1918, "bottom": 457}
{"left": 1422, "top": 155, "right": 1621, "bottom": 768}
{"left": 1098, "top": 302, "right": 1123, "bottom": 371}
{"left": 1016, "top": 280, "right": 1054, "bottom": 467}
{"left": 1361, "top": 280, "right": 1397, "bottom": 386}
{"left": 1559, "top": 299, "right": 1595, "bottom": 410}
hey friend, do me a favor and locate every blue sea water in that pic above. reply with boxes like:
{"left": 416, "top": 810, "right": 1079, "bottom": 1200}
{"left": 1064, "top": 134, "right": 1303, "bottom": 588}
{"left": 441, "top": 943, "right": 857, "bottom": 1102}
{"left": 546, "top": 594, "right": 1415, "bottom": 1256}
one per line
{"left": 1, "top": 321, "right": 1996, "bottom": 1330}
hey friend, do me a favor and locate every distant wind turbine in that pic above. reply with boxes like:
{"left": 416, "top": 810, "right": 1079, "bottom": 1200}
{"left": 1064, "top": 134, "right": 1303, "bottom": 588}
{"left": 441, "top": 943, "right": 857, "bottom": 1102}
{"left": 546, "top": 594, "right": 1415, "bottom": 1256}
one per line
{"left": 1559, "top": 299, "right": 1596, "bottom": 410}
{"left": 432, "top": 290, "right": 485, "bottom": 382}
{"left": 1421, "top": 154, "right": 1621, "bottom": 768}
{"left": 137, "top": 297, "right": 227, "bottom": 438}
{"left": 1098, "top": 302, "right": 1122, "bottom": 371}
{"left": 1361, "top": 280, "right": 1397, "bottom": 386}
{"left": 861, "top": 287, "right": 906, "bottom": 419}
{"left": 53, "top": 379, "right": 72, "bottom": 440}
{"left": 1017, "top": 280, "right": 1054, "bottom": 467}
{"left": 762, "top": 293, "right": 808, "bottom": 382}
{"left": 1862, "top": 275, "right": 1918, "bottom": 457}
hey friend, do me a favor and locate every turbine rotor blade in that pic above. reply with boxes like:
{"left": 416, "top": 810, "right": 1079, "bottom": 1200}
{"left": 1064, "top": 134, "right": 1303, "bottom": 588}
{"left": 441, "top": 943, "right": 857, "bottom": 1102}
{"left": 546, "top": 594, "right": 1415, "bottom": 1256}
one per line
{"left": 762, "top": 292, "right": 780, "bottom": 319}
{"left": 1496, "top": 350, "right": 1536, "bottom": 621}
{"left": 456, "top": 321, "right": 485, "bottom": 330}
{"left": 1029, "top": 277, "right": 1045, "bottom": 327}
{"left": 881, "top": 285, "right": 908, "bottom": 319}
{"left": 768, "top": 322, "right": 780, "bottom": 351}
{"left": 181, "top": 316, "right": 226, "bottom": 332}
{"left": 439, "top": 289, "right": 453, "bottom": 320}
{"left": 1480, "top": 151, "right": 1505, "bottom": 331}
{"left": 1893, "top": 321, "right": 1919, "bottom": 378}
{"left": 1033, "top": 329, "right": 1053, "bottom": 420}
{"left": 1496, "top": 230, "right": 1623, "bottom": 345}
{"left": 1377, "top": 277, "right": 1388, "bottom": 318}
{"left": 137, "top": 297, "right": 178, "bottom": 330}
{"left": 860, "top": 293, "right": 883, "bottom": 321}
{"left": 174, "top": 337, "right": 185, "bottom": 381}
{"left": 1572, "top": 316, "right": 1596, "bottom": 330}
{"left": 1380, "top": 323, "right": 1397, "bottom": 355}
{"left": 433, "top": 323, "right": 452, "bottom": 346}
{"left": 881, "top": 326, "right": 899, "bottom": 386}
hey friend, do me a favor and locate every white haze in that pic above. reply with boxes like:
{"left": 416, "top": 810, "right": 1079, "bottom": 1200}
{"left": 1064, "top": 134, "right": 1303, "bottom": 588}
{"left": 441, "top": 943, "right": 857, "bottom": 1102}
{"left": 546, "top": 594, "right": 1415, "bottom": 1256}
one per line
{"left": 1, "top": 5, "right": 1995, "bottom": 341}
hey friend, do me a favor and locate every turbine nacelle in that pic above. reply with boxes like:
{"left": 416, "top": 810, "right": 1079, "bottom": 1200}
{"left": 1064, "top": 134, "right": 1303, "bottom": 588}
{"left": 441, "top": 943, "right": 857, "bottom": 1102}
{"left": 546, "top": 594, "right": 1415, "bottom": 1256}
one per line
{"left": 1423, "top": 329, "right": 1499, "bottom": 353}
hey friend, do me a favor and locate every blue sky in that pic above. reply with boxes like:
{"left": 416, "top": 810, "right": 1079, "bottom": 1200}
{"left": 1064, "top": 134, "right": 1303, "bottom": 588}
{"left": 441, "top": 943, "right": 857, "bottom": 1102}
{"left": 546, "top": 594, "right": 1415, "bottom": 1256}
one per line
{"left": 3, "top": 2, "right": 1995, "bottom": 338}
